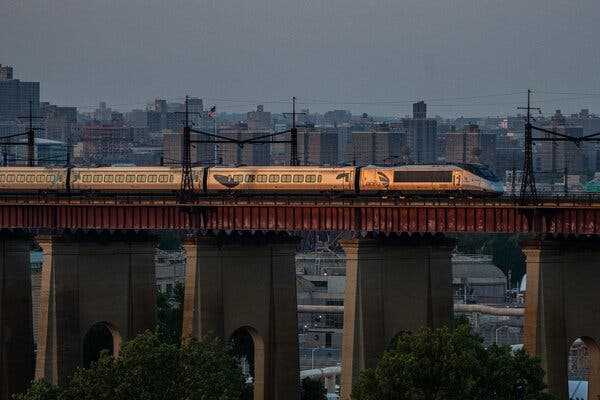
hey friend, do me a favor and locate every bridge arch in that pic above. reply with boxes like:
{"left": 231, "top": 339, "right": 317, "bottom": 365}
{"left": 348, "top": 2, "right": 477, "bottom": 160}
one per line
{"left": 568, "top": 336, "right": 600, "bottom": 400}
{"left": 82, "top": 321, "right": 121, "bottom": 368}
{"left": 230, "top": 326, "right": 265, "bottom": 400}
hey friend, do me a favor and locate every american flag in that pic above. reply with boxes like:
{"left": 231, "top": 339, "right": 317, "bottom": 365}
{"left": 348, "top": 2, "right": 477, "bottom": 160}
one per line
{"left": 208, "top": 106, "right": 216, "bottom": 118}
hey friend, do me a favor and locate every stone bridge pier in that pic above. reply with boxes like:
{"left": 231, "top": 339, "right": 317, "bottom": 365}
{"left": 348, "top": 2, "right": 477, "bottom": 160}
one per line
{"left": 0, "top": 234, "right": 34, "bottom": 400}
{"left": 35, "top": 233, "right": 156, "bottom": 384}
{"left": 340, "top": 234, "right": 455, "bottom": 400}
{"left": 524, "top": 238, "right": 600, "bottom": 400}
{"left": 182, "top": 233, "right": 299, "bottom": 400}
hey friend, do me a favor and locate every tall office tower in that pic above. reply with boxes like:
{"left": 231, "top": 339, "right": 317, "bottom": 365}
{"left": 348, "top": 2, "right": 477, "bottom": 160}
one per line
{"left": 402, "top": 101, "right": 437, "bottom": 164}
{"left": 444, "top": 124, "right": 497, "bottom": 169}
{"left": 0, "top": 65, "right": 40, "bottom": 125}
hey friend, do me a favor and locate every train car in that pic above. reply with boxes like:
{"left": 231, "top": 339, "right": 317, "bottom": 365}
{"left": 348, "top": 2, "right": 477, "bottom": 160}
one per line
{"left": 359, "top": 164, "right": 503, "bottom": 196}
{"left": 205, "top": 166, "right": 357, "bottom": 193}
{"left": 0, "top": 167, "right": 68, "bottom": 192}
{"left": 70, "top": 166, "right": 190, "bottom": 193}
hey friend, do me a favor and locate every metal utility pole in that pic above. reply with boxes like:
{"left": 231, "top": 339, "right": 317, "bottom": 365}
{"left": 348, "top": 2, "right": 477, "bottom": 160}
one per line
{"left": 181, "top": 96, "right": 194, "bottom": 193}
{"left": 290, "top": 96, "right": 298, "bottom": 166}
{"left": 179, "top": 94, "right": 305, "bottom": 169}
{"left": 27, "top": 101, "right": 35, "bottom": 166}
{"left": 517, "top": 89, "right": 540, "bottom": 199}
{"left": 514, "top": 89, "right": 600, "bottom": 200}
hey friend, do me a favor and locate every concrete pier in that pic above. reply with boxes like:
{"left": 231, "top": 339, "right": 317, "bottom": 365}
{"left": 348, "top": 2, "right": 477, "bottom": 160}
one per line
{"left": 339, "top": 235, "right": 454, "bottom": 399}
{"left": 0, "top": 236, "right": 34, "bottom": 400}
{"left": 35, "top": 234, "right": 156, "bottom": 384}
{"left": 523, "top": 239, "right": 600, "bottom": 400}
{"left": 182, "top": 234, "right": 299, "bottom": 400}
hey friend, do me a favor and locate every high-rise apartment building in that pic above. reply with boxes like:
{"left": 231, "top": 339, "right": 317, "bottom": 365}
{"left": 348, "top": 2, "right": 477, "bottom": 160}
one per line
{"left": 0, "top": 65, "right": 40, "bottom": 125}
{"left": 402, "top": 101, "right": 437, "bottom": 164}
{"left": 41, "top": 102, "right": 78, "bottom": 142}
{"left": 297, "top": 128, "right": 322, "bottom": 165}
{"left": 0, "top": 65, "right": 13, "bottom": 80}
{"left": 342, "top": 131, "right": 390, "bottom": 166}
{"left": 214, "top": 120, "right": 270, "bottom": 166}
{"left": 247, "top": 105, "right": 272, "bottom": 131}
{"left": 536, "top": 123, "right": 586, "bottom": 178}
{"left": 163, "top": 131, "right": 214, "bottom": 166}
{"left": 82, "top": 124, "right": 134, "bottom": 165}
{"left": 444, "top": 124, "right": 497, "bottom": 169}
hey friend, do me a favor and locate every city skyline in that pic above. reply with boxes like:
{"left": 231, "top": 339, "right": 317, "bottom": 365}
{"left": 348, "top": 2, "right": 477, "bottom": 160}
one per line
{"left": 3, "top": 0, "right": 600, "bottom": 116}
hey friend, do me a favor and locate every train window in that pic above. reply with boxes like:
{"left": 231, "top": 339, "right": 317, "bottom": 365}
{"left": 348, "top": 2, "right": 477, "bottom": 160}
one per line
{"left": 36, "top": 175, "right": 44, "bottom": 183}
{"left": 136, "top": 175, "right": 146, "bottom": 183}
{"left": 393, "top": 171, "right": 453, "bottom": 183}
{"left": 306, "top": 175, "right": 316, "bottom": 183}
{"left": 26, "top": 175, "right": 35, "bottom": 183}
{"left": 169, "top": 175, "right": 174, "bottom": 183}
{"left": 256, "top": 174, "right": 267, "bottom": 183}
{"left": 317, "top": 175, "right": 322, "bottom": 183}
{"left": 82, "top": 175, "right": 91, "bottom": 183}
{"left": 268, "top": 174, "right": 280, "bottom": 183}
{"left": 126, "top": 175, "right": 135, "bottom": 183}
{"left": 233, "top": 175, "right": 243, "bottom": 183}
{"left": 158, "top": 175, "right": 167, "bottom": 183}
{"left": 104, "top": 175, "right": 114, "bottom": 183}
{"left": 293, "top": 174, "right": 304, "bottom": 183}
{"left": 17, "top": 175, "right": 25, "bottom": 183}
{"left": 281, "top": 174, "right": 292, "bottom": 183}
{"left": 93, "top": 175, "right": 102, "bottom": 183}
{"left": 0, "top": 174, "right": 4, "bottom": 183}
{"left": 46, "top": 175, "right": 52, "bottom": 183}
{"left": 244, "top": 175, "right": 256, "bottom": 183}
{"left": 115, "top": 175, "right": 125, "bottom": 183}
{"left": 148, "top": 175, "right": 157, "bottom": 183}
{"left": 7, "top": 175, "right": 15, "bottom": 183}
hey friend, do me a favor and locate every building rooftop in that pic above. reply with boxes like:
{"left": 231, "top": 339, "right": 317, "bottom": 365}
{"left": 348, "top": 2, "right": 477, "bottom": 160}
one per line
{"left": 452, "top": 254, "right": 506, "bottom": 283}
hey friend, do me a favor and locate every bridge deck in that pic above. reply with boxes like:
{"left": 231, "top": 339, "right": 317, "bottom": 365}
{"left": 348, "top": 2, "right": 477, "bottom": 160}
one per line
{"left": 0, "top": 194, "right": 598, "bottom": 234}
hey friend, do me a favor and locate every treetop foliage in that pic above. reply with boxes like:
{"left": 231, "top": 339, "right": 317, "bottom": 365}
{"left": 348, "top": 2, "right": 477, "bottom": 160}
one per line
{"left": 351, "top": 323, "right": 556, "bottom": 400}
{"left": 16, "top": 331, "right": 245, "bottom": 400}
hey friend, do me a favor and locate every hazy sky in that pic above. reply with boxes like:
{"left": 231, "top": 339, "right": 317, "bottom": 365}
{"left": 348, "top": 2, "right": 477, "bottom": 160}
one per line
{"left": 2, "top": 0, "right": 600, "bottom": 117}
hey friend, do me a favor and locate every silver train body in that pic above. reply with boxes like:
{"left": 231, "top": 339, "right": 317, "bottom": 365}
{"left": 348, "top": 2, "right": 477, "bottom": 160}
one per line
{"left": 0, "top": 164, "right": 503, "bottom": 196}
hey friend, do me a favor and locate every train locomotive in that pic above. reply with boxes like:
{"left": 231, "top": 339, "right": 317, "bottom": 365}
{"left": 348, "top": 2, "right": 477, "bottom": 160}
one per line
{"left": 0, "top": 164, "right": 503, "bottom": 196}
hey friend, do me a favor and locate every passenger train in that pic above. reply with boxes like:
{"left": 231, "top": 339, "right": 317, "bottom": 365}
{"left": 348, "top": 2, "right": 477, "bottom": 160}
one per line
{"left": 0, "top": 164, "right": 503, "bottom": 196}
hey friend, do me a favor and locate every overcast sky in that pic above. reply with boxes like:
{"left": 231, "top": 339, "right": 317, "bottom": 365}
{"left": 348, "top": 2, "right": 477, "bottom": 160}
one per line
{"left": 2, "top": 0, "right": 600, "bottom": 117}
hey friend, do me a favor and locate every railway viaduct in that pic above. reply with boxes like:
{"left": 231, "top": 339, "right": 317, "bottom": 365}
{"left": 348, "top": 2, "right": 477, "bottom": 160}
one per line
{"left": 2, "top": 194, "right": 600, "bottom": 400}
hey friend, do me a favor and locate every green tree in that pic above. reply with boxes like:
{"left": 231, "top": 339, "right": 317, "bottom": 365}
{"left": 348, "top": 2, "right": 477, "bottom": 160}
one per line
{"left": 13, "top": 381, "right": 62, "bottom": 400}
{"left": 351, "top": 323, "right": 556, "bottom": 400}
{"left": 17, "top": 332, "right": 244, "bottom": 400}
{"left": 301, "top": 377, "right": 327, "bottom": 400}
